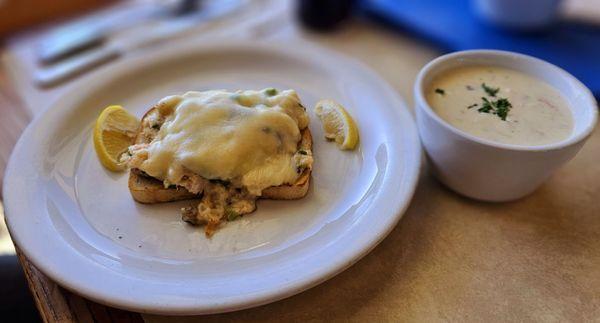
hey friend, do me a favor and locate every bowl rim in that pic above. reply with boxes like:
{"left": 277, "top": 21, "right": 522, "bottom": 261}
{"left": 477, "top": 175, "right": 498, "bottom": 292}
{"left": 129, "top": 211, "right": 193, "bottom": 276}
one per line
{"left": 414, "top": 49, "right": 598, "bottom": 152}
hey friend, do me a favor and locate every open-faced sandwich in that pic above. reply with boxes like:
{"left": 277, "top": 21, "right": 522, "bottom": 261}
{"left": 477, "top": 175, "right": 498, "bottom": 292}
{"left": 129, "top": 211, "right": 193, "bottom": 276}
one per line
{"left": 119, "top": 89, "right": 313, "bottom": 236}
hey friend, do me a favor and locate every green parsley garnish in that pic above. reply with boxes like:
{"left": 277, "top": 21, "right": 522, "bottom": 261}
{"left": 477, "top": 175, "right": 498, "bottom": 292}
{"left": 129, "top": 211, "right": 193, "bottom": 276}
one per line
{"left": 464, "top": 83, "right": 511, "bottom": 120}
{"left": 225, "top": 209, "right": 240, "bottom": 221}
{"left": 481, "top": 83, "right": 499, "bottom": 97}
{"left": 478, "top": 97, "right": 494, "bottom": 113}
{"left": 478, "top": 97, "right": 512, "bottom": 121}
{"left": 264, "top": 88, "right": 278, "bottom": 96}
{"left": 493, "top": 98, "right": 512, "bottom": 120}
{"left": 435, "top": 88, "right": 445, "bottom": 95}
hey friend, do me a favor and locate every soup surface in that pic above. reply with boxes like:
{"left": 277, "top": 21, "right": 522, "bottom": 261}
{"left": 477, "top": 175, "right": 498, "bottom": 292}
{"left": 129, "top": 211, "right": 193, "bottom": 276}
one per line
{"left": 426, "top": 65, "right": 573, "bottom": 146}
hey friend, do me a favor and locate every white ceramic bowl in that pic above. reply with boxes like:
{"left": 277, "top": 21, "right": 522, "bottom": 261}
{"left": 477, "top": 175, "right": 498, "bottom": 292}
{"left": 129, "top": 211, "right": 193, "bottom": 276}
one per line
{"left": 415, "top": 50, "right": 598, "bottom": 202}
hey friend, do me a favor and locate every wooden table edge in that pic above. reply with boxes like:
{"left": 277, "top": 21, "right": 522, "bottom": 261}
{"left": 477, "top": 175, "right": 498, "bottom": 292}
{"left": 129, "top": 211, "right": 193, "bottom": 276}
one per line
{"left": 14, "top": 242, "right": 145, "bottom": 323}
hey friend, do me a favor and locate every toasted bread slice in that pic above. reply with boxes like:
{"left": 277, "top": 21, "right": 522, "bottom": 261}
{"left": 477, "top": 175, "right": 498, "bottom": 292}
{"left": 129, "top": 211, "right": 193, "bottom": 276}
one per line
{"left": 128, "top": 169, "right": 199, "bottom": 204}
{"left": 128, "top": 106, "right": 312, "bottom": 204}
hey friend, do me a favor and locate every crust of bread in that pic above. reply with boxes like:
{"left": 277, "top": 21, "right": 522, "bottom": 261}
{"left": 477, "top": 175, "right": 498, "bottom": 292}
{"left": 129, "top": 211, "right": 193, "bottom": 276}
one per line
{"left": 128, "top": 106, "right": 312, "bottom": 204}
{"left": 128, "top": 169, "right": 200, "bottom": 204}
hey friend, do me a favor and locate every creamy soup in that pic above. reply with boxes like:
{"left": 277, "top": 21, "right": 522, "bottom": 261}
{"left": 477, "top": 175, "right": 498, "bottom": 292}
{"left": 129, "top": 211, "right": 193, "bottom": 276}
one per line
{"left": 426, "top": 66, "right": 573, "bottom": 146}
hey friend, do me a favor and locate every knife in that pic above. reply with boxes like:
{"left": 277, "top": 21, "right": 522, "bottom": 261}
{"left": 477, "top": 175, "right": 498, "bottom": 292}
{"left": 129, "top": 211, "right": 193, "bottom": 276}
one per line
{"left": 34, "top": 0, "right": 243, "bottom": 88}
{"left": 37, "top": 0, "right": 203, "bottom": 65}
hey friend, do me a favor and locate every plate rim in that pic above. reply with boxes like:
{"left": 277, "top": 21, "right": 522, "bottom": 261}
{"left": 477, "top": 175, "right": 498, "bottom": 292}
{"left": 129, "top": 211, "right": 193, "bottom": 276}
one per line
{"left": 3, "top": 39, "right": 422, "bottom": 314}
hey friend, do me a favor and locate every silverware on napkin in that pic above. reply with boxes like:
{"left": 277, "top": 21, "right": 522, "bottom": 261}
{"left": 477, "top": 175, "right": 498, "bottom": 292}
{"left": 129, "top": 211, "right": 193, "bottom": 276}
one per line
{"left": 35, "top": 0, "right": 242, "bottom": 88}
{"left": 37, "top": 0, "right": 204, "bottom": 64}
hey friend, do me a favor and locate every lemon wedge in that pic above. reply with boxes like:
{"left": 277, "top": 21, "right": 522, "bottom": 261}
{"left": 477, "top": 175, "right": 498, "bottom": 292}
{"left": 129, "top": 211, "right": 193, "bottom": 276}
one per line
{"left": 93, "top": 105, "right": 140, "bottom": 171}
{"left": 315, "top": 99, "right": 359, "bottom": 150}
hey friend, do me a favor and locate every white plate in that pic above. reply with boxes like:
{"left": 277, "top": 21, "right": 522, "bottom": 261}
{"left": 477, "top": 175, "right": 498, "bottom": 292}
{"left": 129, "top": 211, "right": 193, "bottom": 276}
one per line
{"left": 4, "top": 40, "right": 421, "bottom": 315}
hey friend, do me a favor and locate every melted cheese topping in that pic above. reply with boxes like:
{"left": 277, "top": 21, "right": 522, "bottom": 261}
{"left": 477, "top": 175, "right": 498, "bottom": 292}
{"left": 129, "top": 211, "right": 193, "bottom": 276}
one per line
{"left": 138, "top": 89, "right": 309, "bottom": 195}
